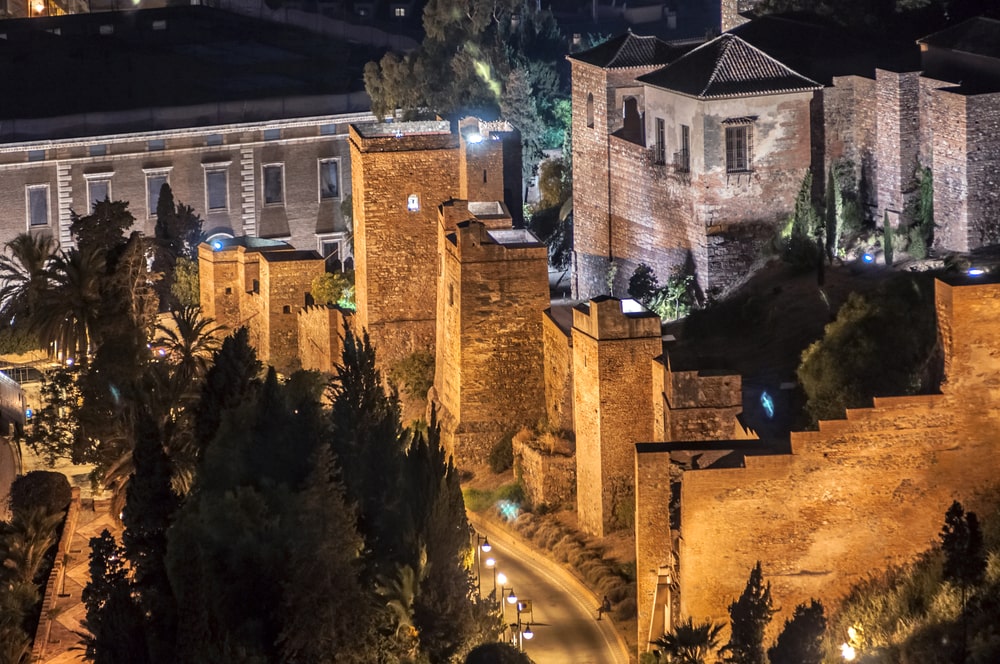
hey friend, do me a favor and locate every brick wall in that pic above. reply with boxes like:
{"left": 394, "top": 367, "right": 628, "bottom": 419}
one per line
{"left": 434, "top": 221, "right": 549, "bottom": 466}
{"left": 573, "top": 298, "right": 661, "bottom": 536}
{"left": 297, "top": 305, "right": 346, "bottom": 372}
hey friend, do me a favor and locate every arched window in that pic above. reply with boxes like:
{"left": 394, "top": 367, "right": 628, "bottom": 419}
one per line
{"left": 586, "top": 93, "right": 594, "bottom": 128}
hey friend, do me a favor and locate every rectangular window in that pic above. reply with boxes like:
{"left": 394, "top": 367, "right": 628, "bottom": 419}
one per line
{"left": 725, "top": 125, "right": 751, "bottom": 173}
{"left": 319, "top": 159, "right": 340, "bottom": 200}
{"left": 654, "top": 118, "right": 665, "bottom": 165}
{"left": 148, "top": 139, "right": 165, "bottom": 151}
{"left": 88, "top": 179, "right": 110, "bottom": 209}
{"left": 394, "top": 6, "right": 405, "bottom": 16}
{"left": 320, "top": 123, "right": 337, "bottom": 135}
{"left": 89, "top": 144, "right": 107, "bottom": 157}
{"left": 206, "top": 170, "right": 228, "bottom": 211}
{"left": 207, "top": 133, "right": 224, "bottom": 146}
{"left": 678, "top": 125, "right": 690, "bottom": 172}
{"left": 263, "top": 164, "right": 284, "bottom": 205}
{"left": 263, "top": 128, "right": 280, "bottom": 141}
{"left": 147, "top": 172, "right": 168, "bottom": 217}
{"left": 27, "top": 149, "right": 45, "bottom": 162}
{"left": 27, "top": 185, "right": 49, "bottom": 227}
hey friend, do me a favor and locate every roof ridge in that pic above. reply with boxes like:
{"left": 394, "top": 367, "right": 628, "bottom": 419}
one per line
{"left": 700, "top": 33, "right": 736, "bottom": 98}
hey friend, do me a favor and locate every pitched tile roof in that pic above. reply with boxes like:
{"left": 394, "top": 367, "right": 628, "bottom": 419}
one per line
{"left": 637, "top": 33, "right": 822, "bottom": 99}
{"left": 568, "top": 30, "right": 689, "bottom": 69}
{"left": 918, "top": 17, "right": 1000, "bottom": 61}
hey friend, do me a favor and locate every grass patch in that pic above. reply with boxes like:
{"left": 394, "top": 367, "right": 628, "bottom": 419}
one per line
{"left": 463, "top": 482, "right": 525, "bottom": 513}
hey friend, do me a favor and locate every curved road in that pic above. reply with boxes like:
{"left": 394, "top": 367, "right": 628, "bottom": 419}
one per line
{"left": 471, "top": 519, "right": 629, "bottom": 664}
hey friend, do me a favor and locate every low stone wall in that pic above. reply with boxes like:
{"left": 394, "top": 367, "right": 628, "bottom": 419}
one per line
{"left": 514, "top": 432, "right": 575, "bottom": 509}
{"left": 298, "top": 305, "right": 347, "bottom": 373}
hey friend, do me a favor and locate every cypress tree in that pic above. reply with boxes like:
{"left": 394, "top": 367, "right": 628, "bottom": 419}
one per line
{"left": 721, "top": 561, "right": 776, "bottom": 664}
{"left": 192, "top": 327, "right": 262, "bottom": 455}
{"left": 767, "top": 600, "right": 826, "bottom": 664}
{"left": 82, "top": 530, "right": 148, "bottom": 664}
{"left": 883, "top": 211, "right": 894, "bottom": 266}
{"left": 121, "top": 410, "right": 180, "bottom": 663}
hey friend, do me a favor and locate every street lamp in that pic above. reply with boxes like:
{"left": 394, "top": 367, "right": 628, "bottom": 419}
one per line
{"left": 514, "top": 599, "right": 534, "bottom": 651}
{"left": 474, "top": 534, "right": 491, "bottom": 593}
{"left": 485, "top": 556, "right": 497, "bottom": 599}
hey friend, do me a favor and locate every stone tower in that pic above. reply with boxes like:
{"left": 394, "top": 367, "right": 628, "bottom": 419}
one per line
{"left": 434, "top": 219, "right": 549, "bottom": 466}
{"left": 572, "top": 297, "right": 661, "bottom": 536}
{"left": 349, "top": 119, "right": 518, "bottom": 367}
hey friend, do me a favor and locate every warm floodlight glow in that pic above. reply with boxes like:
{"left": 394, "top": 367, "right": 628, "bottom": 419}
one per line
{"left": 840, "top": 644, "right": 856, "bottom": 661}
{"left": 496, "top": 572, "right": 507, "bottom": 585}
{"left": 485, "top": 557, "right": 495, "bottom": 568}
{"left": 465, "top": 131, "right": 483, "bottom": 144}
{"left": 34, "top": 1, "right": 45, "bottom": 13}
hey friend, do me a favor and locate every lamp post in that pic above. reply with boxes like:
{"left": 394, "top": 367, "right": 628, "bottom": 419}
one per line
{"left": 515, "top": 599, "right": 534, "bottom": 651}
{"left": 474, "top": 534, "right": 491, "bottom": 594}
{"left": 501, "top": 586, "right": 517, "bottom": 644}
{"left": 496, "top": 572, "right": 508, "bottom": 610}
{"left": 485, "top": 556, "right": 497, "bottom": 599}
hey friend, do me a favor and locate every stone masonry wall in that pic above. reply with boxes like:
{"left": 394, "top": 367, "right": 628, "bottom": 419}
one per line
{"left": 964, "top": 92, "right": 1000, "bottom": 249}
{"left": 260, "top": 254, "right": 325, "bottom": 374}
{"left": 574, "top": 298, "right": 661, "bottom": 536}
{"left": 928, "top": 87, "right": 969, "bottom": 251}
{"left": 297, "top": 305, "right": 346, "bottom": 373}
{"left": 542, "top": 311, "right": 574, "bottom": 433}
{"left": 350, "top": 126, "right": 460, "bottom": 367}
{"left": 435, "top": 222, "right": 549, "bottom": 466}
{"left": 822, "top": 76, "right": 877, "bottom": 209}
{"left": 515, "top": 436, "right": 576, "bottom": 510}
{"left": 875, "top": 70, "right": 922, "bottom": 223}
{"left": 658, "top": 357, "right": 744, "bottom": 442}
{"left": 635, "top": 446, "right": 674, "bottom": 654}
{"left": 641, "top": 281, "right": 1000, "bottom": 646}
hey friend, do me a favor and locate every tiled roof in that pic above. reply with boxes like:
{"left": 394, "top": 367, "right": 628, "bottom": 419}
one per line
{"left": 568, "top": 30, "right": 688, "bottom": 69}
{"left": 637, "top": 33, "right": 822, "bottom": 99}
{"left": 918, "top": 17, "right": 1000, "bottom": 60}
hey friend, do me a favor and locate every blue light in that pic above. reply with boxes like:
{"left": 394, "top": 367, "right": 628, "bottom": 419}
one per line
{"left": 968, "top": 267, "right": 986, "bottom": 277}
{"left": 25, "top": 408, "right": 33, "bottom": 420}
{"left": 497, "top": 500, "right": 520, "bottom": 521}
{"left": 862, "top": 253, "right": 874, "bottom": 264}
{"left": 211, "top": 240, "right": 224, "bottom": 251}
{"left": 761, "top": 391, "right": 775, "bottom": 419}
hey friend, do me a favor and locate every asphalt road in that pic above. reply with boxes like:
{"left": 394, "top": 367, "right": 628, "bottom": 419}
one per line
{"left": 472, "top": 523, "right": 629, "bottom": 664}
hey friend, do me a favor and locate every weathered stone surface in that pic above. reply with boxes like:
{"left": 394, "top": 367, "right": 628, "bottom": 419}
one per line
{"left": 515, "top": 431, "right": 576, "bottom": 509}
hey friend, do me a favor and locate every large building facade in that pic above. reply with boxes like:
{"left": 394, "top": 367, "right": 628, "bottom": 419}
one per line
{"left": 0, "top": 6, "right": 381, "bottom": 269}
{"left": 570, "top": 15, "right": 1000, "bottom": 300}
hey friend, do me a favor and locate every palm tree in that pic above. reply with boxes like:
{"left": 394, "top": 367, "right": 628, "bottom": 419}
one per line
{"left": 154, "top": 306, "right": 224, "bottom": 394}
{"left": 29, "top": 247, "right": 104, "bottom": 365}
{"left": 653, "top": 617, "right": 724, "bottom": 664}
{"left": 0, "top": 232, "right": 57, "bottom": 327}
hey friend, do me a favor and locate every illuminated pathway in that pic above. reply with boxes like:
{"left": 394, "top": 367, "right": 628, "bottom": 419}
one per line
{"left": 470, "top": 517, "right": 629, "bottom": 664}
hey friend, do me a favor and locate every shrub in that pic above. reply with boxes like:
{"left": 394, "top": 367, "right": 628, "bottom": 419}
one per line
{"left": 614, "top": 596, "right": 637, "bottom": 621}
{"left": 10, "top": 471, "right": 72, "bottom": 517}
{"left": 388, "top": 351, "right": 435, "bottom": 401}
{"left": 488, "top": 431, "right": 515, "bottom": 474}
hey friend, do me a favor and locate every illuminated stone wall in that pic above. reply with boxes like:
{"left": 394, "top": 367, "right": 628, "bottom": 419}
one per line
{"left": 259, "top": 251, "right": 325, "bottom": 373}
{"left": 542, "top": 309, "right": 574, "bottom": 433}
{"left": 433, "top": 221, "right": 549, "bottom": 466}
{"left": 573, "top": 297, "right": 661, "bottom": 536}
{"left": 297, "top": 305, "right": 347, "bottom": 373}
{"left": 633, "top": 280, "right": 1000, "bottom": 651}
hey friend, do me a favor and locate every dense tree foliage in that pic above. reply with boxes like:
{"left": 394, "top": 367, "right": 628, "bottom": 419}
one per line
{"left": 364, "top": 0, "right": 567, "bottom": 179}
{"left": 652, "top": 616, "right": 724, "bottom": 664}
{"left": 721, "top": 561, "right": 775, "bottom": 664}
{"left": 767, "top": 600, "right": 826, "bottom": 664}
{"left": 797, "top": 274, "right": 938, "bottom": 422}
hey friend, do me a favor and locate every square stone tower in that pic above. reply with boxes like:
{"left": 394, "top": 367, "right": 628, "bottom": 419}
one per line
{"left": 572, "top": 297, "right": 662, "bottom": 536}
{"left": 434, "top": 219, "right": 549, "bottom": 466}
{"left": 349, "top": 119, "right": 517, "bottom": 367}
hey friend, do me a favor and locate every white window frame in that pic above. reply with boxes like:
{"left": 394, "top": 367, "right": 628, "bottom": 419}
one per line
{"left": 407, "top": 193, "right": 420, "bottom": 212}
{"left": 262, "top": 163, "right": 285, "bottom": 206}
{"left": 202, "top": 161, "right": 232, "bottom": 213}
{"left": 143, "top": 166, "right": 173, "bottom": 218}
{"left": 316, "top": 232, "right": 349, "bottom": 268}
{"left": 26, "top": 184, "right": 50, "bottom": 229}
{"left": 84, "top": 173, "right": 113, "bottom": 211}
{"left": 318, "top": 158, "right": 341, "bottom": 201}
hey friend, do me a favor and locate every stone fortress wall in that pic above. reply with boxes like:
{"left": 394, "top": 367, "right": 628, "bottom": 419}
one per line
{"left": 634, "top": 279, "right": 1000, "bottom": 651}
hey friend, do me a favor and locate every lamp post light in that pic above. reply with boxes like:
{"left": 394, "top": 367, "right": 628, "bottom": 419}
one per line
{"left": 474, "top": 534, "right": 491, "bottom": 593}
{"left": 485, "top": 556, "right": 497, "bottom": 599}
{"left": 515, "top": 599, "right": 534, "bottom": 652}
{"left": 496, "top": 573, "right": 507, "bottom": 609}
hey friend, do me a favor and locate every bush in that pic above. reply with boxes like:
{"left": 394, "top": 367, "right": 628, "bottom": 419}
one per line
{"left": 9, "top": 471, "right": 72, "bottom": 517}
{"left": 488, "top": 432, "right": 514, "bottom": 473}
{"left": 388, "top": 351, "right": 435, "bottom": 401}
{"left": 614, "top": 596, "right": 637, "bottom": 621}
